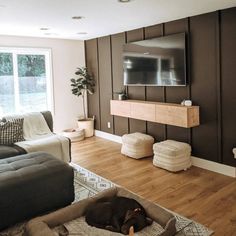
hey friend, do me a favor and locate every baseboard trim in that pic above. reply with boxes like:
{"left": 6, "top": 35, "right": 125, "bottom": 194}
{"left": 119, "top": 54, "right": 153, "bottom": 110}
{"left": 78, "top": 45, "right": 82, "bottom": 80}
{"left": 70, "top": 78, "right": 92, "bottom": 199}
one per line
{"left": 94, "top": 130, "right": 235, "bottom": 178}
{"left": 95, "top": 130, "right": 122, "bottom": 143}
{"left": 191, "top": 156, "right": 235, "bottom": 177}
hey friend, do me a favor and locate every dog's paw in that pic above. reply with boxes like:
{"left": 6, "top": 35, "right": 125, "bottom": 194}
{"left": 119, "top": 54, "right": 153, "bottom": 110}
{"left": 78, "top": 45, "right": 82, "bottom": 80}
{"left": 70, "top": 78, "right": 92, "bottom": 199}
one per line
{"left": 105, "top": 225, "right": 115, "bottom": 231}
{"left": 105, "top": 225, "right": 120, "bottom": 232}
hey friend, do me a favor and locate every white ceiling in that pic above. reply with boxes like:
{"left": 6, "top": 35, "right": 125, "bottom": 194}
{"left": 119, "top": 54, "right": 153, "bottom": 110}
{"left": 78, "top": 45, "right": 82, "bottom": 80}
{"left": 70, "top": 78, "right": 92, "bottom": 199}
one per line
{"left": 0, "top": 0, "right": 235, "bottom": 40}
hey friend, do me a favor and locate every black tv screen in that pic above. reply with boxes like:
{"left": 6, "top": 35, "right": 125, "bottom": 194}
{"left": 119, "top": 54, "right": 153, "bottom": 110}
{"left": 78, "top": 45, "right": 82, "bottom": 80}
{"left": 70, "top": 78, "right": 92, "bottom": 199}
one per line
{"left": 123, "top": 33, "right": 186, "bottom": 86}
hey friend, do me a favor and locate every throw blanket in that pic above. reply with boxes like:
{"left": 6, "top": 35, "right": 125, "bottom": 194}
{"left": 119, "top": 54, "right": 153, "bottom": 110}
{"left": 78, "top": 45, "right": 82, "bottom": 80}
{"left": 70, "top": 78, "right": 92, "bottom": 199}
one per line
{"left": 5, "top": 112, "right": 70, "bottom": 162}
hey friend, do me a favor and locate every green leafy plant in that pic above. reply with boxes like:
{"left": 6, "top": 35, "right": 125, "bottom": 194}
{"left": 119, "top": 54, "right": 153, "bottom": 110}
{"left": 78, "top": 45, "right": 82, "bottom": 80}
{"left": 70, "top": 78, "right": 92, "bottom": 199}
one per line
{"left": 70, "top": 67, "right": 95, "bottom": 119}
{"left": 113, "top": 86, "right": 128, "bottom": 100}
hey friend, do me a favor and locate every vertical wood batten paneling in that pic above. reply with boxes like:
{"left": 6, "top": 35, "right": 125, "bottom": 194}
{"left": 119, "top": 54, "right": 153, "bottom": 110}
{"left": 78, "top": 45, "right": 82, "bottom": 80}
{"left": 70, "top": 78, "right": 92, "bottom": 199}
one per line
{"left": 164, "top": 18, "right": 190, "bottom": 143}
{"left": 190, "top": 12, "right": 219, "bottom": 162}
{"left": 187, "top": 17, "right": 193, "bottom": 145}
{"left": 111, "top": 33, "right": 129, "bottom": 135}
{"left": 221, "top": 7, "right": 236, "bottom": 167}
{"left": 85, "top": 39, "right": 101, "bottom": 130}
{"left": 144, "top": 24, "right": 165, "bottom": 141}
{"left": 216, "top": 11, "right": 222, "bottom": 163}
{"left": 84, "top": 7, "right": 236, "bottom": 167}
{"left": 126, "top": 28, "right": 146, "bottom": 133}
{"left": 98, "top": 36, "right": 114, "bottom": 134}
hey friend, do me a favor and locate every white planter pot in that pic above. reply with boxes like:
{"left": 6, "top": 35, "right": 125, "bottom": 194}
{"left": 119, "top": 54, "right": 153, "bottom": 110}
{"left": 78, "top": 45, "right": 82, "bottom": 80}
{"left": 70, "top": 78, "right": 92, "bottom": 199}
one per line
{"left": 77, "top": 118, "right": 94, "bottom": 137}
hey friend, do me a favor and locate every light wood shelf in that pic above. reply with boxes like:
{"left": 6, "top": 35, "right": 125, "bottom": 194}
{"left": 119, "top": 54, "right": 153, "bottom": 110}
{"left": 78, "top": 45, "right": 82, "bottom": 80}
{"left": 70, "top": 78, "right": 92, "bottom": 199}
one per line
{"left": 110, "top": 100, "right": 200, "bottom": 128}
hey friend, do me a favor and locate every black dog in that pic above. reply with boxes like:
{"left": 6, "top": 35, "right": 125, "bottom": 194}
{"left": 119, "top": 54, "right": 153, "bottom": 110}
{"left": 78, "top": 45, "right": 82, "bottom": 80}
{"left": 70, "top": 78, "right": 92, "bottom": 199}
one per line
{"left": 85, "top": 196, "right": 153, "bottom": 235}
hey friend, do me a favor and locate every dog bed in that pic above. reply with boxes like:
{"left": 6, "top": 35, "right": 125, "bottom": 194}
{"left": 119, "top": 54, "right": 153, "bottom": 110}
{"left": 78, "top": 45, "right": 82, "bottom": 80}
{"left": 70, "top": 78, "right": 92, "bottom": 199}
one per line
{"left": 26, "top": 187, "right": 176, "bottom": 236}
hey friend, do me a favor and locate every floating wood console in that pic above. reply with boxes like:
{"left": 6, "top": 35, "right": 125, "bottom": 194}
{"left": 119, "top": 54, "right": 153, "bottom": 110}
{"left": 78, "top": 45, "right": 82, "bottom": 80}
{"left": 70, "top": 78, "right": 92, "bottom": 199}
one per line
{"left": 110, "top": 100, "right": 200, "bottom": 128}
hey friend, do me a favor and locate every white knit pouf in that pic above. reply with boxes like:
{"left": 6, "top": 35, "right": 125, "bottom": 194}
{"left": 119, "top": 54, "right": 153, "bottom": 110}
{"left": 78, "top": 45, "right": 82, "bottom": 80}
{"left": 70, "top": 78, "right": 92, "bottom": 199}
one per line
{"left": 233, "top": 148, "right": 236, "bottom": 159}
{"left": 121, "top": 132, "right": 154, "bottom": 159}
{"left": 153, "top": 140, "right": 191, "bottom": 172}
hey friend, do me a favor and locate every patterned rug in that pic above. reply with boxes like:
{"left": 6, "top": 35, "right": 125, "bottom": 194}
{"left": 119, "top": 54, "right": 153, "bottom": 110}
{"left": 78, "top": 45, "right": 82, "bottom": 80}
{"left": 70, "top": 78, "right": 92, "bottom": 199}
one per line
{"left": 0, "top": 163, "right": 213, "bottom": 236}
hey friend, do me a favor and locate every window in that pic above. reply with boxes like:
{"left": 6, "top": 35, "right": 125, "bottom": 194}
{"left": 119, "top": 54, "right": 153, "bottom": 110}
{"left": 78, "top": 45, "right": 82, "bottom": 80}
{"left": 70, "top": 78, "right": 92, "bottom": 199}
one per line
{"left": 0, "top": 47, "right": 53, "bottom": 116}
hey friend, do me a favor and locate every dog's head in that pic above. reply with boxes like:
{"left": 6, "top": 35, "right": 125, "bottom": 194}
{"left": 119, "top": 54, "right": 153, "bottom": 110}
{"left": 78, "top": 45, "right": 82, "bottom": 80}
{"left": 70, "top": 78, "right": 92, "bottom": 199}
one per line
{"left": 120, "top": 208, "right": 153, "bottom": 235}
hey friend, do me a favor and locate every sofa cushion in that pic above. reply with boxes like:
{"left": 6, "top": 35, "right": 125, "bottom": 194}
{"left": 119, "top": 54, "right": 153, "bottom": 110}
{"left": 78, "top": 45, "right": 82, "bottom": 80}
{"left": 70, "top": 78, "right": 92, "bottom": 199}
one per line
{"left": 0, "top": 151, "right": 74, "bottom": 230}
{"left": 0, "top": 118, "right": 24, "bottom": 145}
{"left": 0, "top": 144, "right": 26, "bottom": 160}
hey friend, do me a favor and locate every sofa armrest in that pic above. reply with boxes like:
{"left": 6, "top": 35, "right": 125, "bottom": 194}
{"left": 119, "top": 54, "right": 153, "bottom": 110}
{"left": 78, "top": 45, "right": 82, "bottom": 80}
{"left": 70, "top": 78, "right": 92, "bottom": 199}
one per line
{"left": 0, "top": 145, "right": 26, "bottom": 159}
{"left": 41, "top": 111, "right": 53, "bottom": 132}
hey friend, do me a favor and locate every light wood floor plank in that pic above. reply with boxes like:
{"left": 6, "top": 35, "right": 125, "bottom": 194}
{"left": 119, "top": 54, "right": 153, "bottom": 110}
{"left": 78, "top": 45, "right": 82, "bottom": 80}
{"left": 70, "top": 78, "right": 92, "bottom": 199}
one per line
{"left": 72, "top": 136, "right": 236, "bottom": 236}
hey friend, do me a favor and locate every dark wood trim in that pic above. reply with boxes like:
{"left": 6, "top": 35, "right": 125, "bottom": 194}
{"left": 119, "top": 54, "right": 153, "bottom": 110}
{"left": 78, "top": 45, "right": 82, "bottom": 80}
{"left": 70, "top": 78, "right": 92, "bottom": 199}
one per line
{"left": 96, "top": 38, "right": 102, "bottom": 129}
{"left": 84, "top": 41, "right": 88, "bottom": 112}
{"left": 143, "top": 27, "right": 148, "bottom": 134}
{"left": 124, "top": 31, "right": 130, "bottom": 134}
{"left": 161, "top": 23, "right": 167, "bottom": 140}
{"left": 110, "top": 35, "right": 115, "bottom": 134}
{"left": 187, "top": 17, "right": 192, "bottom": 145}
{"left": 187, "top": 17, "right": 191, "bottom": 100}
{"left": 216, "top": 10, "right": 222, "bottom": 163}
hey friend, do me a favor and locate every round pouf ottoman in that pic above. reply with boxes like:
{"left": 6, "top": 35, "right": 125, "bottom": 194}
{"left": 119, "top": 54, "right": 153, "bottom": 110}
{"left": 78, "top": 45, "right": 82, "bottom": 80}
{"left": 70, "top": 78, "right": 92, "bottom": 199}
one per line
{"left": 121, "top": 132, "right": 154, "bottom": 159}
{"left": 153, "top": 140, "right": 192, "bottom": 172}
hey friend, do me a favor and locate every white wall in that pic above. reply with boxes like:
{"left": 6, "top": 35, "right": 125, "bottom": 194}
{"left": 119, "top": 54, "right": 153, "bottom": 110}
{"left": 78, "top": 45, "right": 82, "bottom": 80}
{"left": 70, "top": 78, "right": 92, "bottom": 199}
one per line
{"left": 0, "top": 35, "right": 85, "bottom": 132}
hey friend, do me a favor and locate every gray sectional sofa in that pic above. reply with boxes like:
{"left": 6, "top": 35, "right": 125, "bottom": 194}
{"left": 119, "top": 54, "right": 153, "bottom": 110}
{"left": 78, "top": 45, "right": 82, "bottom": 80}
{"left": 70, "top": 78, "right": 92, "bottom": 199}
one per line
{"left": 0, "top": 111, "right": 74, "bottom": 230}
{"left": 0, "top": 111, "right": 71, "bottom": 162}
{"left": 0, "top": 151, "right": 75, "bottom": 230}
{"left": 0, "top": 111, "right": 54, "bottom": 160}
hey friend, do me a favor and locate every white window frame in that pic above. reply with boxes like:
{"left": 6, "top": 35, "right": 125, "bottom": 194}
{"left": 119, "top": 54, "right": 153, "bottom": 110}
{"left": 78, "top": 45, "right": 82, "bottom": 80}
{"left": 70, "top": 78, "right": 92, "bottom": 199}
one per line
{"left": 0, "top": 47, "right": 54, "bottom": 114}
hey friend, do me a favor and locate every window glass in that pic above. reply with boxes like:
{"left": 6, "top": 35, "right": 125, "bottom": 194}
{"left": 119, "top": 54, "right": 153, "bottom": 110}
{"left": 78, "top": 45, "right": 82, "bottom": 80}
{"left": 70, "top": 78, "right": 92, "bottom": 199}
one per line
{"left": 0, "top": 53, "right": 15, "bottom": 115}
{"left": 0, "top": 49, "right": 52, "bottom": 116}
{"left": 17, "top": 54, "right": 47, "bottom": 112}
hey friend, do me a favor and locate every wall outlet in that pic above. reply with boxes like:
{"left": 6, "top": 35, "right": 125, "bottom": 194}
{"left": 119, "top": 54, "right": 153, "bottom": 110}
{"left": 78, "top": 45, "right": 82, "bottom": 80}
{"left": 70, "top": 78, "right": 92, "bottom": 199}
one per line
{"left": 107, "top": 122, "right": 111, "bottom": 129}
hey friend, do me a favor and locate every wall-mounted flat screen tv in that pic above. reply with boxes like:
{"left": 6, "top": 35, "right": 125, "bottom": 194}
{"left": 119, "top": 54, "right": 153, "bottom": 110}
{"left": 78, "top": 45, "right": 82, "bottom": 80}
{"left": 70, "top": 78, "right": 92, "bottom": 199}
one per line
{"left": 123, "top": 33, "right": 186, "bottom": 86}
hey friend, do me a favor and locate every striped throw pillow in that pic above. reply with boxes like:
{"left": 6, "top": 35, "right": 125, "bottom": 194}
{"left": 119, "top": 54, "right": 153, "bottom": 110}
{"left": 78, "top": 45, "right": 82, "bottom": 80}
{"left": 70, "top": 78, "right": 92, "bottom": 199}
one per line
{"left": 0, "top": 118, "right": 25, "bottom": 145}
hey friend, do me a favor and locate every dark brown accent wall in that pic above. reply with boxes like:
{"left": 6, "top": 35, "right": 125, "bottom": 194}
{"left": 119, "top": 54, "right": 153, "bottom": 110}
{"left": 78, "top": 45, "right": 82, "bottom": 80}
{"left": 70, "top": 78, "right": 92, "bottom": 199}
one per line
{"left": 221, "top": 8, "right": 236, "bottom": 166}
{"left": 126, "top": 29, "right": 147, "bottom": 134}
{"left": 97, "top": 36, "right": 114, "bottom": 134}
{"left": 164, "top": 18, "right": 191, "bottom": 144}
{"left": 86, "top": 7, "right": 236, "bottom": 167}
{"left": 190, "top": 12, "right": 219, "bottom": 162}
{"left": 144, "top": 24, "right": 166, "bottom": 141}
{"left": 111, "top": 33, "right": 129, "bottom": 136}
{"left": 85, "top": 39, "right": 100, "bottom": 130}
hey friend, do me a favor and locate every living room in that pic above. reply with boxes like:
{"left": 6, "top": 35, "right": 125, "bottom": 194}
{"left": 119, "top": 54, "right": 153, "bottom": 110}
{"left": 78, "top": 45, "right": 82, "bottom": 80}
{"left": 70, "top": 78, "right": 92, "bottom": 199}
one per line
{"left": 0, "top": 0, "right": 236, "bottom": 236}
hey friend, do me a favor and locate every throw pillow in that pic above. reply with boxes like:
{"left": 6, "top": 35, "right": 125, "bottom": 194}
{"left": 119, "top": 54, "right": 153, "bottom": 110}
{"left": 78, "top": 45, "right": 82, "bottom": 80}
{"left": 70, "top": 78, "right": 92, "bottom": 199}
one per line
{"left": 0, "top": 118, "right": 25, "bottom": 145}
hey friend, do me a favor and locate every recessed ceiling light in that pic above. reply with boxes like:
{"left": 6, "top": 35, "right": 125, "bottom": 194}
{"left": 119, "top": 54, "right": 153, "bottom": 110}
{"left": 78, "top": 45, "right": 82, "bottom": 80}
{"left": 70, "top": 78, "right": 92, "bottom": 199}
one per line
{"left": 44, "top": 33, "right": 58, "bottom": 36}
{"left": 118, "top": 0, "right": 131, "bottom": 3}
{"left": 40, "top": 27, "right": 50, "bottom": 31}
{"left": 77, "top": 32, "right": 87, "bottom": 35}
{"left": 72, "top": 16, "right": 84, "bottom": 20}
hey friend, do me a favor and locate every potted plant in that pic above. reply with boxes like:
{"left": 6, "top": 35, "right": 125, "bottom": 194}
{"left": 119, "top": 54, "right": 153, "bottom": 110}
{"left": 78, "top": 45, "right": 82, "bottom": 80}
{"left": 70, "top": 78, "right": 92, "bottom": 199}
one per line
{"left": 113, "top": 86, "right": 128, "bottom": 100}
{"left": 70, "top": 67, "right": 95, "bottom": 137}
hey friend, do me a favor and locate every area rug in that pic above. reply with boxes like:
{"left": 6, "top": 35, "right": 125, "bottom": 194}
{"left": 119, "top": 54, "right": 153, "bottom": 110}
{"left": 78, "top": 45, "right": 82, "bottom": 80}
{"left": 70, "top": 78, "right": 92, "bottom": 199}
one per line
{"left": 0, "top": 163, "right": 213, "bottom": 236}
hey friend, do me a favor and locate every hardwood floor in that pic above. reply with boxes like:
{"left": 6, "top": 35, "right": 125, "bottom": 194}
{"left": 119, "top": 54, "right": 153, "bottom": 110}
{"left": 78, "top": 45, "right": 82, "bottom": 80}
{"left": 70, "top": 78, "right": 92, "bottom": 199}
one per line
{"left": 72, "top": 136, "right": 236, "bottom": 236}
